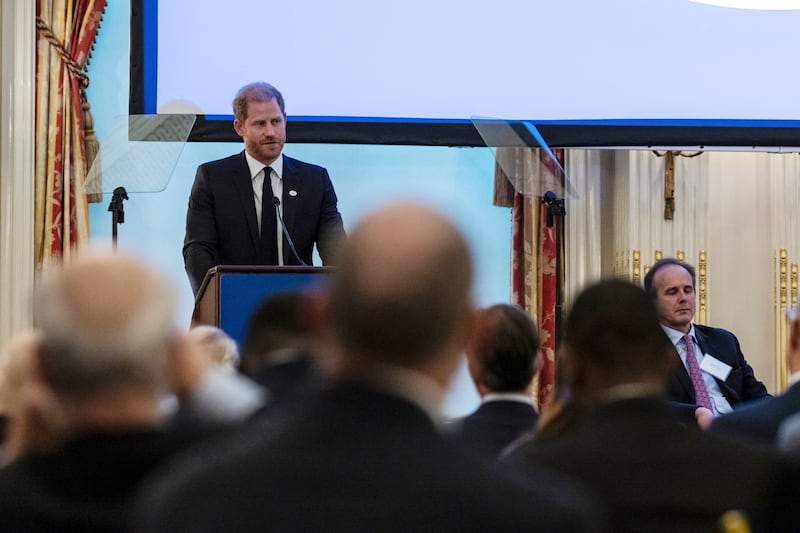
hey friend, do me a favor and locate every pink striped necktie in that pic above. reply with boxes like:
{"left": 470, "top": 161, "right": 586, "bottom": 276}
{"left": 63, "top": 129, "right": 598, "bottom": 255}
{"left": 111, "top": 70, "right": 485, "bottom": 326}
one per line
{"left": 683, "top": 333, "right": 712, "bottom": 411}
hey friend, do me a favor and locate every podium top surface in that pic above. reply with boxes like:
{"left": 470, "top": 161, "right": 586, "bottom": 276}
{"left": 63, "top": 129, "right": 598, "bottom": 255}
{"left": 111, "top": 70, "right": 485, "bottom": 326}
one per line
{"left": 195, "top": 265, "right": 333, "bottom": 301}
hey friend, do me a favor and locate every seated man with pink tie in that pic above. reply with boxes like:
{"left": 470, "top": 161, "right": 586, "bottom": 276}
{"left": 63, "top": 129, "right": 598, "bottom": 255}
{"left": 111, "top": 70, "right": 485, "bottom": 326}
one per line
{"left": 643, "top": 258, "right": 769, "bottom": 427}
{"left": 499, "top": 279, "right": 792, "bottom": 532}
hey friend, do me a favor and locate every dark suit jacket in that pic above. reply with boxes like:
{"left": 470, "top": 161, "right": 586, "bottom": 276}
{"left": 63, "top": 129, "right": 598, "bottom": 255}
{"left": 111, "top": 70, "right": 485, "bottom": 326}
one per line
{"left": 667, "top": 324, "right": 769, "bottom": 409}
{"left": 250, "top": 355, "right": 323, "bottom": 422}
{"left": 501, "top": 397, "right": 791, "bottom": 533}
{"left": 0, "top": 426, "right": 220, "bottom": 533}
{"left": 183, "top": 151, "right": 345, "bottom": 294}
{"left": 139, "top": 381, "right": 606, "bottom": 532}
{"left": 709, "top": 381, "right": 800, "bottom": 446}
{"left": 447, "top": 399, "right": 538, "bottom": 460}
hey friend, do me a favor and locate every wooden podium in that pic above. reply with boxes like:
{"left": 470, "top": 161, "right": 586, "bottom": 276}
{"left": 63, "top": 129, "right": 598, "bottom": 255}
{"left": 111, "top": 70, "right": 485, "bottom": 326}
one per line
{"left": 191, "top": 265, "right": 332, "bottom": 346}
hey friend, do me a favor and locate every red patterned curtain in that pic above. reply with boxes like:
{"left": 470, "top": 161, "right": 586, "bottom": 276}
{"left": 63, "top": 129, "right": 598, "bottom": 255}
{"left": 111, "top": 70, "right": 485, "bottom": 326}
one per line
{"left": 34, "top": 0, "right": 106, "bottom": 268}
{"left": 495, "top": 148, "right": 565, "bottom": 411}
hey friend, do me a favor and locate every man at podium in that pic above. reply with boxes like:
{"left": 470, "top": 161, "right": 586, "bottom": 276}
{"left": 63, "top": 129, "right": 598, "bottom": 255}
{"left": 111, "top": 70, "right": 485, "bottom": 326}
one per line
{"left": 183, "top": 82, "right": 346, "bottom": 295}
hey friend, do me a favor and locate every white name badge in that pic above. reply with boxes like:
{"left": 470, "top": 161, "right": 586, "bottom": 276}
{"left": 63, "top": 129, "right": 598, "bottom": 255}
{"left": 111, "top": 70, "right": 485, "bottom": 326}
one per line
{"left": 700, "top": 354, "right": 733, "bottom": 381}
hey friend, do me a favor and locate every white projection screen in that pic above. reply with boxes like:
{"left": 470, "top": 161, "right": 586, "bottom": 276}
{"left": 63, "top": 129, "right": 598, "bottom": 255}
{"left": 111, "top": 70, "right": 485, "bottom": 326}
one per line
{"left": 130, "top": 0, "right": 800, "bottom": 148}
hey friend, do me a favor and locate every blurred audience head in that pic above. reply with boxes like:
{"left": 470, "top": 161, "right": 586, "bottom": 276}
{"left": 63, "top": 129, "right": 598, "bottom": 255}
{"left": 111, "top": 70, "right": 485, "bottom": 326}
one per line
{"left": 240, "top": 290, "right": 312, "bottom": 377}
{"left": 188, "top": 325, "right": 239, "bottom": 371}
{"left": 467, "top": 304, "right": 541, "bottom": 396}
{"left": 561, "top": 279, "right": 675, "bottom": 403}
{"left": 32, "top": 251, "right": 181, "bottom": 423}
{"left": 0, "top": 329, "right": 65, "bottom": 462}
{"left": 326, "top": 201, "right": 473, "bottom": 384}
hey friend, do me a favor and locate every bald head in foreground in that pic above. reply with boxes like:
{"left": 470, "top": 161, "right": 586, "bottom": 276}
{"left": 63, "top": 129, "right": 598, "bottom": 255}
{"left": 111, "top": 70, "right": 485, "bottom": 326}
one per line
{"left": 326, "top": 202, "right": 473, "bottom": 383}
{"left": 140, "top": 201, "right": 604, "bottom": 532}
{"left": 34, "top": 253, "right": 178, "bottom": 422}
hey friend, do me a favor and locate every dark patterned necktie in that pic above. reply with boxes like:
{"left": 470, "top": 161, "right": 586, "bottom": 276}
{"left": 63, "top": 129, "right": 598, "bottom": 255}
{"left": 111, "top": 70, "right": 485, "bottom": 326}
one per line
{"left": 683, "top": 334, "right": 712, "bottom": 411}
{"left": 260, "top": 167, "right": 278, "bottom": 264}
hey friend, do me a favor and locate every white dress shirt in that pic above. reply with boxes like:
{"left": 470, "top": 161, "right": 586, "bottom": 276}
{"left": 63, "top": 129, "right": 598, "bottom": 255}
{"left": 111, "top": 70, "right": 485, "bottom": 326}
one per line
{"left": 244, "top": 151, "right": 284, "bottom": 265}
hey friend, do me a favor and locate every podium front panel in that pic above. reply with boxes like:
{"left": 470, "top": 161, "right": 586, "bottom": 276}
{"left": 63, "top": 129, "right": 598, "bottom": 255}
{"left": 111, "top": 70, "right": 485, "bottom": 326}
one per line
{"left": 218, "top": 270, "right": 330, "bottom": 347}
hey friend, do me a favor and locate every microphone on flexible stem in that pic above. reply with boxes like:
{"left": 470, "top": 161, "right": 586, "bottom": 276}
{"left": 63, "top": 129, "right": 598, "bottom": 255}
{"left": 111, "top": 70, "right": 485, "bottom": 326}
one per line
{"left": 273, "top": 197, "right": 308, "bottom": 266}
{"left": 542, "top": 190, "right": 559, "bottom": 206}
{"left": 541, "top": 190, "right": 565, "bottom": 228}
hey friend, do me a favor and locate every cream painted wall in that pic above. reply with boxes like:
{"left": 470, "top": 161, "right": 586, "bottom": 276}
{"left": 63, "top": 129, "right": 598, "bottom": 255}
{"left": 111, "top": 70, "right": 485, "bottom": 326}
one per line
{"left": 706, "top": 153, "right": 777, "bottom": 393}
{"left": 565, "top": 149, "right": 789, "bottom": 394}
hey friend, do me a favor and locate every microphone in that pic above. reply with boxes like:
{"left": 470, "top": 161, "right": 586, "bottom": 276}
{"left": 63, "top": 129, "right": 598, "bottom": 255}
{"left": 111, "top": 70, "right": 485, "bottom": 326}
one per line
{"left": 541, "top": 190, "right": 565, "bottom": 228}
{"left": 272, "top": 197, "right": 308, "bottom": 266}
{"left": 541, "top": 190, "right": 559, "bottom": 205}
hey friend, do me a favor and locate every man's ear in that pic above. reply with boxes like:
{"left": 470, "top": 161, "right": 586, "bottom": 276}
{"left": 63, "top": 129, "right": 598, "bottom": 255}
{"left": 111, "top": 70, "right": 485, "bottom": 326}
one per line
{"left": 233, "top": 118, "right": 245, "bottom": 137}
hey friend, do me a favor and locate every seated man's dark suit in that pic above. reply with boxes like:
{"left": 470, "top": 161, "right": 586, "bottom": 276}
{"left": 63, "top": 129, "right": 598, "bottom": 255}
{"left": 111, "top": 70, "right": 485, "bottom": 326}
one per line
{"left": 447, "top": 399, "right": 538, "bottom": 460}
{"left": 183, "top": 151, "right": 345, "bottom": 294}
{"left": 667, "top": 324, "right": 769, "bottom": 408}
{"left": 139, "top": 381, "right": 605, "bottom": 532}
{"left": 709, "top": 380, "right": 800, "bottom": 446}
{"left": 501, "top": 396, "right": 792, "bottom": 532}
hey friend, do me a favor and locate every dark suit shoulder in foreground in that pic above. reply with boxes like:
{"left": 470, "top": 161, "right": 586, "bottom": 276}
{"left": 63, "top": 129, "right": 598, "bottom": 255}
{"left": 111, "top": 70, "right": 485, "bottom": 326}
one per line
{"left": 710, "top": 381, "right": 800, "bottom": 446}
{"left": 139, "top": 383, "right": 606, "bottom": 533}
{"left": 0, "top": 427, "right": 217, "bottom": 533}
{"left": 502, "top": 397, "right": 786, "bottom": 533}
{"left": 446, "top": 399, "right": 538, "bottom": 460}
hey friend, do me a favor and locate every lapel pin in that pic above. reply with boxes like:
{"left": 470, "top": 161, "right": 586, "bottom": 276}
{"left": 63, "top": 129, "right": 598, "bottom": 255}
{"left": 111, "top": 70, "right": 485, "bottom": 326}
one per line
{"left": 289, "top": 190, "right": 298, "bottom": 197}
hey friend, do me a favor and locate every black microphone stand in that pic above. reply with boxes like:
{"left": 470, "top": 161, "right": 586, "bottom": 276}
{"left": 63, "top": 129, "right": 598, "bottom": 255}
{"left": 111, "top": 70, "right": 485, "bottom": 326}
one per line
{"left": 108, "top": 186, "right": 128, "bottom": 252}
{"left": 542, "top": 191, "right": 566, "bottom": 229}
{"left": 542, "top": 191, "right": 566, "bottom": 343}
{"left": 273, "top": 196, "right": 308, "bottom": 266}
